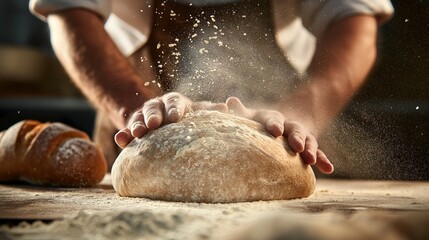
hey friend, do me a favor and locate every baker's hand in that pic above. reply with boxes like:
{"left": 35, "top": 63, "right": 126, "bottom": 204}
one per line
{"left": 115, "top": 92, "right": 228, "bottom": 148}
{"left": 226, "top": 97, "right": 334, "bottom": 174}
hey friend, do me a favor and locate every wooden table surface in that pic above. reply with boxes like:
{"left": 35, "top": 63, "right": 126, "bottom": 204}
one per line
{"left": 1, "top": 175, "right": 428, "bottom": 221}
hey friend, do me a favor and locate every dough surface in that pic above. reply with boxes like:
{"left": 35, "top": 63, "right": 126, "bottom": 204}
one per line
{"left": 111, "top": 110, "right": 315, "bottom": 203}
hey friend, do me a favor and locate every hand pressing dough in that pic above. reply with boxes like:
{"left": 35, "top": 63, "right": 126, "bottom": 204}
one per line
{"left": 111, "top": 110, "right": 315, "bottom": 203}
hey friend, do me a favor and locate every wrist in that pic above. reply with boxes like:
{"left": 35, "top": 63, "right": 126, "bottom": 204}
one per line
{"left": 282, "top": 110, "right": 320, "bottom": 138}
{"left": 278, "top": 82, "right": 324, "bottom": 137}
{"left": 100, "top": 86, "right": 151, "bottom": 129}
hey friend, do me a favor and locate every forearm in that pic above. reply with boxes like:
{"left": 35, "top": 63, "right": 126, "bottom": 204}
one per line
{"left": 279, "top": 15, "right": 378, "bottom": 136}
{"left": 47, "top": 8, "right": 161, "bottom": 129}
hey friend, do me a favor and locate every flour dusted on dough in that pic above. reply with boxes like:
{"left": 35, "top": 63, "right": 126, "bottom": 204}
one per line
{"left": 111, "top": 110, "right": 315, "bottom": 203}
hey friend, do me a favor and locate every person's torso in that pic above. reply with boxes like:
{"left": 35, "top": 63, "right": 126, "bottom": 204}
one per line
{"left": 141, "top": 0, "right": 301, "bottom": 106}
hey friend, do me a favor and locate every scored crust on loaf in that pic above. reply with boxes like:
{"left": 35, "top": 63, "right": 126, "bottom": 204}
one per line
{"left": 0, "top": 120, "right": 107, "bottom": 187}
{"left": 112, "top": 110, "right": 316, "bottom": 203}
{"left": 21, "top": 122, "right": 105, "bottom": 186}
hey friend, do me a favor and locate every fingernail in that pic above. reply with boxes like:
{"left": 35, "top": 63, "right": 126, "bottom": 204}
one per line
{"left": 131, "top": 123, "right": 145, "bottom": 136}
{"left": 131, "top": 122, "right": 143, "bottom": 130}
{"left": 168, "top": 108, "right": 179, "bottom": 116}
{"left": 168, "top": 108, "right": 181, "bottom": 122}
{"left": 293, "top": 134, "right": 305, "bottom": 145}
{"left": 146, "top": 115, "right": 161, "bottom": 129}
{"left": 269, "top": 122, "right": 283, "bottom": 137}
{"left": 329, "top": 164, "right": 334, "bottom": 173}
{"left": 273, "top": 122, "right": 283, "bottom": 132}
{"left": 114, "top": 132, "right": 128, "bottom": 148}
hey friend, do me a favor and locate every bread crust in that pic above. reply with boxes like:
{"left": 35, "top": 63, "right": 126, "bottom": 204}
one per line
{"left": 0, "top": 120, "right": 107, "bottom": 187}
{"left": 112, "top": 110, "right": 315, "bottom": 203}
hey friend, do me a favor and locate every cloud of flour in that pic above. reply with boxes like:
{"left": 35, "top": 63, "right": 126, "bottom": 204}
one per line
{"left": 148, "top": 1, "right": 427, "bottom": 180}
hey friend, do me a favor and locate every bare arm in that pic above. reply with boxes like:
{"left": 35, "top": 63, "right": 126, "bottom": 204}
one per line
{"left": 110, "top": 14, "right": 378, "bottom": 175}
{"left": 46, "top": 8, "right": 229, "bottom": 149}
{"left": 279, "top": 15, "right": 378, "bottom": 136}
{"left": 47, "top": 8, "right": 162, "bottom": 129}
{"left": 227, "top": 15, "right": 378, "bottom": 173}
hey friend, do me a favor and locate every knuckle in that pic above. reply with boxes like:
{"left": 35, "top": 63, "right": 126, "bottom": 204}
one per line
{"left": 215, "top": 103, "right": 228, "bottom": 112}
{"left": 128, "top": 111, "right": 143, "bottom": 126}
{"left": 285, "top": 120, "right": 304, "bottom": 128}
{"left": 143, "top": 100, "right": 163, "bottom": 113}
{"left": 307, "top": 134, "right": 317, "bottom": 142}
{"left": 195, "top": 101, "right": 211, "bottom": 110}
{"left": 226, "top": 97, "right": 243, "bottom": 110}
{"left": 164, "top": 96, "right": 180, "bottom": 105}
{"left": 163, "top": 93, "right": 183, "bottom": 104}
{"left": 305, "top": 137, "right": 318, "bottom": 149}
{"left": 290, "top": 130, "right": 305, "bottom": 138}
{"left": 163, "top": 92, "right": 181, "bottom": 98}
{"left": 304, "top": 148, "right": 316, "bottom": 157}
{"left": 144, "top": 108, "right": 160, "bottom": 116}
{"left": 317, "top": 149, "right": 327, "bottom": 159}
{"left": 285, "top": 123, "right": 307, "bottom": 136}
{"left": 271, "top": 115, "right": 283, "bottom": 123}
{"left": 144, "top": 99, "right": 161, "bottom": 108}
{"left": 131, "top": 110, "right": 143, "bottom": 119}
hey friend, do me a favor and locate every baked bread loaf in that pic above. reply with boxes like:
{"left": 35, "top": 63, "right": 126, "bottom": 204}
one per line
{"left": 112, "top": 110, "right": 315, "bottom": 203}
{"left": 0, "top": 120, "right": 107, "bottom": 187}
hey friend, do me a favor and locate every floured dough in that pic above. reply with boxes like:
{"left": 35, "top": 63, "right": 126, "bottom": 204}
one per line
{"left": 111, "top": 110, "right": 315, "bottom": 203}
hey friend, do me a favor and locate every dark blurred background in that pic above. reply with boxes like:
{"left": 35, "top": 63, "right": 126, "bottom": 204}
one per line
{"left": 0, "top": 1, "right": 428, "bottom": 180}
{"left": 0, "top": 1, "right": 94, "bottom": 134}
{"left": 321, "top": 0, "right": 429, "bottom": 181}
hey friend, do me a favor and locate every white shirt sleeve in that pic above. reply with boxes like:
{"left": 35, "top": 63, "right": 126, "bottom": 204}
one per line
{"left": 29, "top": 0, "right": 150, "bottom": 56}
{"left": 299, "top": 0, "right": 394, "bottom": 37}
{"left": 29, "top": 0, "right": 111, "bottom": 21}
{"left": 105, "top": 14, "right": 148, "bottom": 56}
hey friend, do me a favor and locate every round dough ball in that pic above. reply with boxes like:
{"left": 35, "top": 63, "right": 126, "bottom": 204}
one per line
{"left": 111, "top": 110, "right": 315, "bottom": 203}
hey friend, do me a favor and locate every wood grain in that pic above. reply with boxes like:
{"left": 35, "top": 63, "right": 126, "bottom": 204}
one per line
{"left": 0, "top": 175, "right": 428, "bottom": 221}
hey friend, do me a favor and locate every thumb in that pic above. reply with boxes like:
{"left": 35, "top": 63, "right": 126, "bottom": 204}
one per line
{"left": 226, "top": 97, "right": 253, "bottom": 119}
